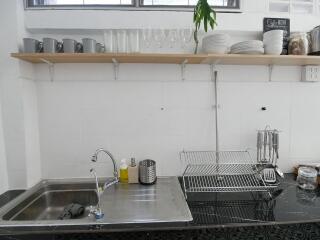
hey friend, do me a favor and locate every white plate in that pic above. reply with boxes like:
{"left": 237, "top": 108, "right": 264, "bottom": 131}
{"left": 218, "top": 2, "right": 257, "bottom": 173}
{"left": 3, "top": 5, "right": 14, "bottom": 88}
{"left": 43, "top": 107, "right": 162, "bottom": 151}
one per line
{"left": 203, "top": 34, "right": 230, "bottom": 41}
{"left": 231, "top": 40, "right": 263, "bottom": 49}
{"left": 231, "top": 48, "right": 264, "bottom": 54}
{"left": 231, "top": 45, "right": 264, "bottom": 52}
{"left": 203, "top": 46, "right": 229, "bottom": 54}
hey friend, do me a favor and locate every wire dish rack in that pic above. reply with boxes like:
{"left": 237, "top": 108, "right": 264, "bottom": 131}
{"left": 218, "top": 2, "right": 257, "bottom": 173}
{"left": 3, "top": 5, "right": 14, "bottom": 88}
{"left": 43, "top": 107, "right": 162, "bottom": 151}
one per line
{"left": 181, "top": 151, "right": 275, "bottom": 197}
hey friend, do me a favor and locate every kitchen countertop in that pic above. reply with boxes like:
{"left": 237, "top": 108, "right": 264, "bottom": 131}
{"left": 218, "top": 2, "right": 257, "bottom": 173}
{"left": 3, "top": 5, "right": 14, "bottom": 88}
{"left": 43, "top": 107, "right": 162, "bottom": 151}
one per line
{"left": 1, "top": 174, "right": 320, "bottom": 239}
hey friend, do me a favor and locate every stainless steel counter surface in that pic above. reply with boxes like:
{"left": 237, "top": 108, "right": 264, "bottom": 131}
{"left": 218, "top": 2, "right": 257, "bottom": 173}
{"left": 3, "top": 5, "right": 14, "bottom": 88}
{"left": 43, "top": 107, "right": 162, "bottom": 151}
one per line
{"left": 0, "top": 177, "right": 192, "bottom": 231}
{"left": 100, "top": 177, "right": 192, "bottom": 224}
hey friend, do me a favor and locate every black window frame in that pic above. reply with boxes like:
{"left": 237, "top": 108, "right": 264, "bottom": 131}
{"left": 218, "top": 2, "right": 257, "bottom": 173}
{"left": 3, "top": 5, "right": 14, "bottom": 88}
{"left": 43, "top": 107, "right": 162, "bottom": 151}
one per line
{"left": 25, "top": 0, "right": 241, "bottom": 11}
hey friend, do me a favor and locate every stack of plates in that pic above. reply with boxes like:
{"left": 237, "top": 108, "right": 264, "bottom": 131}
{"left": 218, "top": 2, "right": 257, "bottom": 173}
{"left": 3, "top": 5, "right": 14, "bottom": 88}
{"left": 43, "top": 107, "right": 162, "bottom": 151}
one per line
{"left": 230, "top": 40, "right": 264, "bottom": 54}
{"left": 202, "top": 34, "right": 230, "bottom": 54}
{"left": 263, "top": 30, "right": 283, "bottom": 55}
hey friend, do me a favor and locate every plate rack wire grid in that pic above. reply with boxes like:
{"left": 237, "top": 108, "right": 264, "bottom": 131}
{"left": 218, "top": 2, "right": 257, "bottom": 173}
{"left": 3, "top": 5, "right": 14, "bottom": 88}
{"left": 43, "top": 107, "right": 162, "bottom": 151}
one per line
{"left": 181, "top": 151, "right": 276, "bottom": 196}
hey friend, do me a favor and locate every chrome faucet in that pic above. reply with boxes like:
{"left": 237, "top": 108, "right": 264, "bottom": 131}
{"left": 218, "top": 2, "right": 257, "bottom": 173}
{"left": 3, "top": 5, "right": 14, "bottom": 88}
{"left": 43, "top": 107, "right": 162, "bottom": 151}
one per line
{"left": 89, "top": 148, "right": 119, "bottom": 219}
{"left": 91, "top": 148, "right": 119, "bottom": 181}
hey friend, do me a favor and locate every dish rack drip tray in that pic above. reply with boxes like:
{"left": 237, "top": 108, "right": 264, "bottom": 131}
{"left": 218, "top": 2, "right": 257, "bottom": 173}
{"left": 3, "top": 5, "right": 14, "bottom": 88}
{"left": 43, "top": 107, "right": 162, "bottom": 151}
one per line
{"left": 181, "top": 151, "right": 275, "bottom": 195}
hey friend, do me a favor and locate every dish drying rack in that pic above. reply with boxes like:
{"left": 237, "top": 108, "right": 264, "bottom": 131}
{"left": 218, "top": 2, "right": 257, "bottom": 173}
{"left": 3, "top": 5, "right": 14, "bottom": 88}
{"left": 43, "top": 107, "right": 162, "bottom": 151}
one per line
{"left": 181, "top": 150, "right": 276, "bottom": 198}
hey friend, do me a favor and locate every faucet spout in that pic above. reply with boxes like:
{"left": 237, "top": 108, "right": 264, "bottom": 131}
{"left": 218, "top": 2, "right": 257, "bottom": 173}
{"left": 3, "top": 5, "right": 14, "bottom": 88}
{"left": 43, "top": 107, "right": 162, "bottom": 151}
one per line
{"left": 91, "top": 148, "right": 119, "bottom": 180}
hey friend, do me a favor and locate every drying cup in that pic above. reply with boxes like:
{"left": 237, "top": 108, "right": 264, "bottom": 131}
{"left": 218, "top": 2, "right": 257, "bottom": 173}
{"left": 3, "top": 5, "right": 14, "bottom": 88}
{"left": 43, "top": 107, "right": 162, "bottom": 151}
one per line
{"left": 82, "top": 38, "right": 97, "bottom": 53}
{"left": 96, "top": 43, "right": 105, "bottom": 53}
{"left": 23, "top": 38, "right": 43, "bottom": 53}
{"left": 63, "top": 39, "right": 83, "bottom": 53}
{"left": 43, "top": 38, "right": 63, "bottom": 53}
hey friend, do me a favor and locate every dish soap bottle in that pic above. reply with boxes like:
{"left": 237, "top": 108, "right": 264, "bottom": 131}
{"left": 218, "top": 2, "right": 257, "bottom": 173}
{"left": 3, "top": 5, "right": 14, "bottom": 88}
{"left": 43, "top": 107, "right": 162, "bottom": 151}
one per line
{"left": 128, "top": 158, "right": 139, "bottom": 184}
{"left": 119, "top": 159, "right": 128, "bottom": 183}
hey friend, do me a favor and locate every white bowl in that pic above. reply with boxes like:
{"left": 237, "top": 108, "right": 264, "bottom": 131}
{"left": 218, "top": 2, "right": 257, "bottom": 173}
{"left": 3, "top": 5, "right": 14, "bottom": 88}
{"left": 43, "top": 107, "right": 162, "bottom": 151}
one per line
{"left": 263, "top": 30, "right": 284, "bottom": 39}
{"left": 264, "top": 42, "right": 283, "bottom": 48}
{"left": 265, "top": 47, "right": 282, "bottom": 55}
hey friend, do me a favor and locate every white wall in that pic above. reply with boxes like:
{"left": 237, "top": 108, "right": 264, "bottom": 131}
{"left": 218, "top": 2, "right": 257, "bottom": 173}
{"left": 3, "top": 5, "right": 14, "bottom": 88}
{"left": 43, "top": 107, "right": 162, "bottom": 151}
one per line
{"left": 0, "top": 0, "right": 41, "bottom": 190}
{"left": 24, "top": 0, "right": 320, "bottom": 179}
{"left": 1, "top": 0, "right": 320, "bottom": 183}
{"left": 33, "top": 62, "right": 320, "bottom": 178}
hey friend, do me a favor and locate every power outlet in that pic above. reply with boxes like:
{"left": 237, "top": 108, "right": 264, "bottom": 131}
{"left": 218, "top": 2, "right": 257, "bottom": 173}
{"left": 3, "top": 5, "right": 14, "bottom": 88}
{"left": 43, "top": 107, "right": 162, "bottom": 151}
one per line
{"left": 302, "top": 66, "right": 320, "bottom": 82}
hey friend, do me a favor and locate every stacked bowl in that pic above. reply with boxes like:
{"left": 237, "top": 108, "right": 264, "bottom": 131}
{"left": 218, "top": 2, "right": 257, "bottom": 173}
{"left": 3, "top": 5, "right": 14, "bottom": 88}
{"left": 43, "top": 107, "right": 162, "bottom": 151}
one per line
{"left": 230, "top": 40, "right": 264, "bottom": 54}
{"left": 202, "top": 34, "right": 230, "bottom": 54}
{"left": 263, "top": 30, "right": 284, "bottom": 55}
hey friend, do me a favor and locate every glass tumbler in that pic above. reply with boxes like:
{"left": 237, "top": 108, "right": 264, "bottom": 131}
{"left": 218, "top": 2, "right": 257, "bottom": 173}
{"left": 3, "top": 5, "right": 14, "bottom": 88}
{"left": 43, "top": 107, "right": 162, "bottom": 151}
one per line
{"left": 116, "top": 30, "right": 128, "bottom": 53}
{"left": 128, "top": 29, "right": 140, "bottom": 53}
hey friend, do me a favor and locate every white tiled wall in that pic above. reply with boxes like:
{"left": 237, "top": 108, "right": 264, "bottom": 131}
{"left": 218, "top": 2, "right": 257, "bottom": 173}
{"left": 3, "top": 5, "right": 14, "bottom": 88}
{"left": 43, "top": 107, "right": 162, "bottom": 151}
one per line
{"left": 34, "top": 63, "right": 320, "bottom": 178}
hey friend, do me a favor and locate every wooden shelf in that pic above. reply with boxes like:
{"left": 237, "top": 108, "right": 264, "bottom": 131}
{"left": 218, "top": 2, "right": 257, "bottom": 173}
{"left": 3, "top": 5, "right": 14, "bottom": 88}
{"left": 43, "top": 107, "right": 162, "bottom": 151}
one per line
{"left": 11, "top": 53, "right": 320, "bottom": 66}
{"left": 10, "top": 53, "right": 207, "bottom": 64}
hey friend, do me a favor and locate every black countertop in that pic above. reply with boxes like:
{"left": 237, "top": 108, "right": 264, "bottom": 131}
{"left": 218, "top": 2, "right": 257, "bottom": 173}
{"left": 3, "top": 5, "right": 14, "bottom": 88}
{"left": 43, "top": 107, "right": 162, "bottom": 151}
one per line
{"left": 1, "top": 174, "right": 320, "bottom": 240}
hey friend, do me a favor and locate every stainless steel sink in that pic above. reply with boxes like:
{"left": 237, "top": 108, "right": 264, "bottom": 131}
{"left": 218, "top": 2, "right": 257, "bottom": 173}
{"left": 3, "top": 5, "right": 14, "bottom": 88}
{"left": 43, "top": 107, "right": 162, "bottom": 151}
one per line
{"left": 0, "top": 177, "right": 192, "bottom": 228}
{"left": 2, "top": 183, "right": 98, "bottom": 221}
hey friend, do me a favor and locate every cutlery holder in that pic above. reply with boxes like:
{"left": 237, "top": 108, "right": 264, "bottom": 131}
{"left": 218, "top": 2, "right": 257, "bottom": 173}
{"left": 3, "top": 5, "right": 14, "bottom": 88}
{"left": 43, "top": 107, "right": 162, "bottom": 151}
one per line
{"left": 139, "top": 159, "right": 157, "bottom": 185}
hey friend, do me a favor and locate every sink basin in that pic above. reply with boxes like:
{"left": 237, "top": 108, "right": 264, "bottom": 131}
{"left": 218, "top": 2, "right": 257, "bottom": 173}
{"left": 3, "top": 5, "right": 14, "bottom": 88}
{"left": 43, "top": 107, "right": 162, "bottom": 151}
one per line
{"left": 0, "top": 177, "right": 192, "bottom": 228}
{"left": 2, "top": 183, "right": 98, "bottom": 221}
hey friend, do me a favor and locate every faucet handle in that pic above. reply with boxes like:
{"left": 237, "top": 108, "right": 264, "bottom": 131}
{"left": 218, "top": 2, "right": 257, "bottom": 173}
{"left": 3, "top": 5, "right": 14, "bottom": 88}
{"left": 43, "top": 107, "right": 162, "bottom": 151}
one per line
{"left": 89, "top": 206, "right": 104, "bottom": 220}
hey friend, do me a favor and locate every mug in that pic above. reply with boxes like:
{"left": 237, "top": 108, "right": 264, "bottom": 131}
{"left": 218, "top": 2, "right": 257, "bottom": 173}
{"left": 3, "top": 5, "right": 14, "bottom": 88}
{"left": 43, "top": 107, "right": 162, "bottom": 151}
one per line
{"left": 63, "top": 38, "right": 83, "bottom": 53}
{"left": 82, "top": 38, "right": 97, "bottom": 53}
{"left": 43, "top": 38, "right": 63, "bottom": 53}
{"left": 23, "top": 38, "right": 43, "bottom": 53}
{"left": 96, "top": 43, "right": 105, "bottom": 53}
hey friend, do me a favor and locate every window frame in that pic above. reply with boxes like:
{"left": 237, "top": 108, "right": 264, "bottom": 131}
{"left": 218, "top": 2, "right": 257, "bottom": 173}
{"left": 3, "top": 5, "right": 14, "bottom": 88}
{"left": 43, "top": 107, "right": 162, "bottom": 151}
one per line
{"left": 139, "top": 0, "right": 240, "bottom": 10}
{"left": 24, "top": 0, "right": 241, "bottom": 12}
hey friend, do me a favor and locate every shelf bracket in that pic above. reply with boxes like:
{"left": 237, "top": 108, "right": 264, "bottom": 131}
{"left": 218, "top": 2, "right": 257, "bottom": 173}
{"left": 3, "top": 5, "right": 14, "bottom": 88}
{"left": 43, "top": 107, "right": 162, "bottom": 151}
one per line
{"left": 112, "top": 58, "right": 119, "bottom": 81}
{"left": 268, "top": 64, "right": 274, "bottom": 82}
{"left": 211, "top": 60, "right": 220, "bottom": 72}
{"left": 40, "top": 58, "right": 54, "bottom": 82}
{"left": 180, "top": 59, "right": 188, "bottom": 81}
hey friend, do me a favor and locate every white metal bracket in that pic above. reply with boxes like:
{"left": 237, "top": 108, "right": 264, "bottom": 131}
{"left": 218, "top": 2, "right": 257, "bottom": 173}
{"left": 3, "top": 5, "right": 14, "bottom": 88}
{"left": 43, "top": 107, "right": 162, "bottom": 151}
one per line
{"left": 40, "top": 58, "right": 54, "bottom": 82}
{"left": 180, "top": 59, "right": 188, "bottom": 81}
{"left": 112, "top": 58, "right": 119, "bottom": 81}
{"left": 210, "top": 60, "right": 220, "bottom": 73}
{"left": 268, "top": 64, "right": 274, "bottom": 82}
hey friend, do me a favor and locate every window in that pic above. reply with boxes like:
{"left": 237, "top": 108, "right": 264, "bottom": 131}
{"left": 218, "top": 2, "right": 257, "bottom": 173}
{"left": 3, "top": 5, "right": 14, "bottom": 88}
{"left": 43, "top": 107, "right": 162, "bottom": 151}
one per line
{"left": 141, "top": 0, "right": 239, "bottom": 8}
{"left": 26, "top": 0, "right": 134, "bottom": 7}
{"left": 269, "top": 0, "right": 316, "bottom": 15}
{"left": 26, "top": 0, "right": 240, "bottom": 9}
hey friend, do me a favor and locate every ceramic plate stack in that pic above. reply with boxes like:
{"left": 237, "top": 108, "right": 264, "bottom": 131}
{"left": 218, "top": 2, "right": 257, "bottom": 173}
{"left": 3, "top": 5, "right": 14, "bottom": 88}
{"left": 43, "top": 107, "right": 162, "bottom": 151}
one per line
{"left": 230, "top": 40, "right": 264, "bottom": 54}
{"left": 202, "top": 34, "right": 230, "bottom": 54}
{"left": 263, "top": 30, "right": 283, "bottom": 55}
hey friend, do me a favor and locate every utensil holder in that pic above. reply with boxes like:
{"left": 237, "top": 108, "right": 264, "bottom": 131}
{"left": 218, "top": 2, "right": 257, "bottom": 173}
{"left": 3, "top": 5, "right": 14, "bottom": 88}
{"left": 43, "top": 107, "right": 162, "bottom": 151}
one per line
{"left": 139, "top": 159, "right": 157, "bottom": 185}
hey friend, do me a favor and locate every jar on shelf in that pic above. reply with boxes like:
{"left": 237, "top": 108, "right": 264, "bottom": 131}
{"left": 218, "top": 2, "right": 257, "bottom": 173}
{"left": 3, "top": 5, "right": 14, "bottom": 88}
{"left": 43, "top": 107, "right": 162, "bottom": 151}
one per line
{"left": 288, "top": 32, "right": 309, "bottom": 55}
{"left": 297, "top": 167, "right": 318, "bottom": 190}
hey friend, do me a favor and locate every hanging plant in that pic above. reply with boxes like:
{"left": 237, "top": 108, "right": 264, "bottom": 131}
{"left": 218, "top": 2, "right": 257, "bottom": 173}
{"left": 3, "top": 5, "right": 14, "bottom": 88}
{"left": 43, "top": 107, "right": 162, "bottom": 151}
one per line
{"left": 193, "top": 0, "right": 217, "bottom": 54}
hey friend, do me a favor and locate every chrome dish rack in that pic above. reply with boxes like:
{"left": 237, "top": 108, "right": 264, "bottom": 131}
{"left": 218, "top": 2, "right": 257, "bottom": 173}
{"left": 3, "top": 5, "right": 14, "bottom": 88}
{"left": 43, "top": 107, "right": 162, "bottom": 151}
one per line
{"left": 181, "top": 151, "right": 276, "bottom": 198}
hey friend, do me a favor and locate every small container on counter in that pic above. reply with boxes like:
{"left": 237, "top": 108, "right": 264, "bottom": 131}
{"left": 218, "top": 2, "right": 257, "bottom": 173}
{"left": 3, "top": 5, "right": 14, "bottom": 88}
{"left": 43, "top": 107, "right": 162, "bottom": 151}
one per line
{"left": 119, "top": 159, "right": 128, "bottom": 183}
{"left": 297, "top": 167, "right": 318, "bottom": 190}
{"left": 288, "top": 32, "right": 309, "bottom": 55}
{"left": 128, "top": 158, "right": 139, "bottom": 184}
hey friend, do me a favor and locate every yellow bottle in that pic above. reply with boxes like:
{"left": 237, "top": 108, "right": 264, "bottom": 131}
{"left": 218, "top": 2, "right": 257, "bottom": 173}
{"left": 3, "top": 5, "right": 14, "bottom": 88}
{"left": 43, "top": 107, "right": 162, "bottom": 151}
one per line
{"left": 119, "top": 159, "right": 128, "bottom": 183}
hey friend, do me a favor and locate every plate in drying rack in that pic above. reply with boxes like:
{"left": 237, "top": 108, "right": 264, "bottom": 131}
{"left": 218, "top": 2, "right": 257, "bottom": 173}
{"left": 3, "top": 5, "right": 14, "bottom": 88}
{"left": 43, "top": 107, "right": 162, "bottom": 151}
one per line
{"left": 181, "top": 151, "right": 276, "bottom": 196}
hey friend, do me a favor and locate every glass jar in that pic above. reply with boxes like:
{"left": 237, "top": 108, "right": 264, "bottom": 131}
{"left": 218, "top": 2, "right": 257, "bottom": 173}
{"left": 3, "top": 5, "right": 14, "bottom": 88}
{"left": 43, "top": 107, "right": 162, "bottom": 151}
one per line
{"left": 288, "top": 32, "right": 309, "bottom": 55}
{"left": 297, "top": 167, "right": 318, "bottom": 190}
